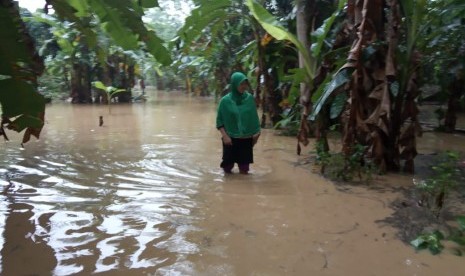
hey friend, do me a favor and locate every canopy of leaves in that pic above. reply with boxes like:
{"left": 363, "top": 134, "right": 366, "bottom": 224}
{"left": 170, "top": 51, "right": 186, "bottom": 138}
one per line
{"left": 0, "top": 1, "right": 45, "bottom": 144}
{"left": 50, "top": 0, "right": 172, "bottom": 66}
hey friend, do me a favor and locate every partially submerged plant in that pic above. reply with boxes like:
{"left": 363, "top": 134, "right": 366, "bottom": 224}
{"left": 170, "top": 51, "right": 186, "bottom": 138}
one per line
{"left": 411, "top": 230, "right": 445, "bottom": 255}
{"left": 415, "top": 151, "right": 461, "bottom": 217}
{"left": 92, "top": 81, "right": 127, "bottom": 114}
{"left": 411, "top": 216, "right": 465, "bottom": 256}
{"left": 274, "top": 104, "right": 302, "bottom": 137}
{"left": 314, "top": 141, "right": 376, "bottom": 183}
{"left": 411, "top": 151, "right": 465, "bottom": 255}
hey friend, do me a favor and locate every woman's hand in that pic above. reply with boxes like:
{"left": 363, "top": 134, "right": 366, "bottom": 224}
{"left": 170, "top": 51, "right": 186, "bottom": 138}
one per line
{"left": 252, "top": 133, "right": 260, "bottom": 146}
{"left": 219, "top": 127, "right": 232, "bottom": 145}
{"left": 222, "top": 134, "right": 233, "bottom": 146}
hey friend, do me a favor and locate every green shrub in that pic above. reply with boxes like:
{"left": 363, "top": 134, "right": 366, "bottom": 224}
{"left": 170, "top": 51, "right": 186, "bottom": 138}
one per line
{"left": 415, "top": 151, "right": 461, "bottom": 217}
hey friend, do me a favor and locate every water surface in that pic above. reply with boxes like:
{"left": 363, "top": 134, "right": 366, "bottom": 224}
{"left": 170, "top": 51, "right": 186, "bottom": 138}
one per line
{"left": 0, "top": 90, "right": 464, "bottom": 275}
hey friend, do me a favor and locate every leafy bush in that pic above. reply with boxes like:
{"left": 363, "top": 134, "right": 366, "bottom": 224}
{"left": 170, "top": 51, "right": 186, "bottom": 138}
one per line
{"left": 314, "top": 140, "right": 377, "bottom": 183}
{"left": 38, "top": 73, "right": 69, "bottom": 100}
{"left": 415, "top": 151, "right": 461, "bottom": 217}
{"left": 411, "top": 230, "right": 445, "bottom": 255}
{"left": 411, "top": 216, "right": 465, "bottom": 256}
{"left": 274, "top": 105, "right": 302, "bottom": 136}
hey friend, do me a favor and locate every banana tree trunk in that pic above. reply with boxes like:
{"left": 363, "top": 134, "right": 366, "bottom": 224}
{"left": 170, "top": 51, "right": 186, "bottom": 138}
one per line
{"left": 70, "top": 62, "right": 92, "bottom": 103}
{"left": 251, "top": 20, "right": 269, "bottom": 128}
{"left": 444, "top": 76, "right": 464, "bottom": 132}
{"left": 342, "top": 0, "right": 420, "bottom": 173}
{"left": 296, "top": 0, "right": 314, "bottom": 147}
{"left": 186, "top": 73, "right": 192, "bottom": 94}
{"left": 117, "top": 57, "right": 132, "bottom": 103}
{"left": 70, "top": 63, "right": 81, "bottom": 103}
{"left": 296, "top": 0, "right": 311, "bottom": 104}
{"left": 263, "top": 69, "right": 281, "bottom": 126}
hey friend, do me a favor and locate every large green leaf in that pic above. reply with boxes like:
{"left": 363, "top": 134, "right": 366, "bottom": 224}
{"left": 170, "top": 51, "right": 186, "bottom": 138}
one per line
{"left": 245, "top": 0, "right": 314, "bottom": 79}
{"left": 399, "top": 0, "right": 428, "bottom": 62}
{"left": 109, "top": 89, "right": 127, "bottom": 97}
{"left": 68, "top": 0, "right": 91, "bottom": 17}
{"left": 177, "top": 0, "right": 232, "bottom": 44}
{"left": 309, "top": 67, "right": 353, "bottom": 121}
{"left": 90, "top": 1, "right": 139, "bottom": 49}
{"left": 92, "top": 81, "right": 107, "bottom": 91}
{"left": 92, "top": 81, "right": 125, "bottom": 94}
{"left": 8, "top": 114, "right": 44, "bottom": 133}
{"left": 283, "top": 68, "right": 307, "bottom": 105}
{"left": 311, "top": 74, "right": 332, "bottom": 103}
{"left": 88, "top": 0, "right": 171, "bottom": 65}
{"left": 330, "top": 93, "right": 348, "bottom": 119}
{"left": 0, "top": 79, "right": 45, "bottom": 118}
{"left": 311, "top": 0, "right": 347, "bottom": 59}
{"left": 0, "top": 5, "right": 35, "bottom": 76}
{"left": 144, "top": 31, "right": 172, "bottom": 66}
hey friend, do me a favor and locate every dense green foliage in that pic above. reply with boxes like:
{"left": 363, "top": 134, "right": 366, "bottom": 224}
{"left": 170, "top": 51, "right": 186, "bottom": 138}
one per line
{"left": 418, "top": 0, "right": 465, "bottom": 131}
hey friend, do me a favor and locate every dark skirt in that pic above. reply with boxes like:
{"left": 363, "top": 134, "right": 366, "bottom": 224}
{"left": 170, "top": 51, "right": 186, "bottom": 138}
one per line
{"left": 220, "top": 137, "right": 254, "bottom": 168}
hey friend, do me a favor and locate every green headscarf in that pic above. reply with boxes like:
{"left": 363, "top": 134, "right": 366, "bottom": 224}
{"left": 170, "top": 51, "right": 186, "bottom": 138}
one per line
{"left": 216, "top": 72, "right": 261, "bottom": 138}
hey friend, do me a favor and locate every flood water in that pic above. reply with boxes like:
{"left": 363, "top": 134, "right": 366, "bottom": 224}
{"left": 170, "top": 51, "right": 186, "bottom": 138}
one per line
{"left": 1, "top": 89, "right": 464, "bottom": 275}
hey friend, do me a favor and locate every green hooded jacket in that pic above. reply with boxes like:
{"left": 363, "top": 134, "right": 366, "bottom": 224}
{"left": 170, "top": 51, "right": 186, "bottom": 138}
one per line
{"left": 216, "top": 72, "right": 260, "bottom": 138}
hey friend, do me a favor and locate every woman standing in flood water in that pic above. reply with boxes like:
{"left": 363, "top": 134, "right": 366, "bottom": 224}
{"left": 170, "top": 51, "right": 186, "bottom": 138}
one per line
{"left": 216, "top": 72, "right": 261, "bottom": 174}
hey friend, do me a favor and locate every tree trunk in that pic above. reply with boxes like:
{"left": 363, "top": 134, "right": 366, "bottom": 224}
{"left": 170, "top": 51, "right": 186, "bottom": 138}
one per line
{"left": 70, "top": 63, "right": 81, "bottom": 103}
{"left": 186, "top": 73, "right": 192, "bottom": 94}
{"left": 296, "top": 0, "right": 311, "bottom": 104}
{"left": 82, "top": 62, "right": 92, "bottom": 103}
{"left": 117, "top": 57, "right": 133, "bottom": 103}
{"left": 97, "top": 61, "right": 112, "bottom": 104}
{"left": 444, "top": 77, "right": 464, "bottom": 132}
{"left": 81, "top": 45, "right": 92, "bottom": 103}
{"left": 341, "top": 0, "right": 420, "bottom": 173}
{"left": 296, "top": 0, "right": 314, "bottom": 147}
{"left": 70, "top": 62, "right": 92, "bottom": 103}
{"left": 387, "top": 0, "right": 420, "bottom": 173}
{"left": 252, "top": 20, "right": 268, "bottom": 127}
{"left": 124, "top": 63, "right": 135, "bottom": 101}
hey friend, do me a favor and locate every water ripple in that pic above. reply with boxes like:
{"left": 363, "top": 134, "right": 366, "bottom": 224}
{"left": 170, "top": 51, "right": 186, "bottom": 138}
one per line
{"left": 0, "top": 100, "right": 218, "bottom": 275}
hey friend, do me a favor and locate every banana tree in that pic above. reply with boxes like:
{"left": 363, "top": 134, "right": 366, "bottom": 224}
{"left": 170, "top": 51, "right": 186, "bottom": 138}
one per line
{"left": 247, "top": 0, "right": 347, "bottom": 147}
{"left": 418, "top": 0, "right": 465, "bottom": 132}
{"left": 48, "top": 0, "right": 171, "bottom": 66}
{"left": 246, "top": 0, "right": 315, "bottom": 83}
{"left": 309, "top": 0, "right": 427, "bottom": 173}
{"left": 175, "top": 0, "right": 254, "bottom": 93}
{"left": 92, "top": 81, "right": 126, "bottom": 114}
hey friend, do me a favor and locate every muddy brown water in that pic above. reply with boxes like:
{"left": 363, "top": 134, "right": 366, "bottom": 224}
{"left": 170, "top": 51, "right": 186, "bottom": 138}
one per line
{"left": 1, "top": 90, "right": 464, "bottom": 275}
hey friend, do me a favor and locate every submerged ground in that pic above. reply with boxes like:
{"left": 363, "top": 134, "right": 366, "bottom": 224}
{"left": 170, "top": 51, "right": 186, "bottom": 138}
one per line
{"left": 0, "top": 89, "right": 464, "bottom": 275}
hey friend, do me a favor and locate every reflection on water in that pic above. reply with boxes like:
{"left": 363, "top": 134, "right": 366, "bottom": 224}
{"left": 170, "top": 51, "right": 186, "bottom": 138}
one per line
{"left": 1, "top": 89, "right": 464, "bottom": 275}
{"left": 1, "top": 91, "right": 215, "bottom": 275}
